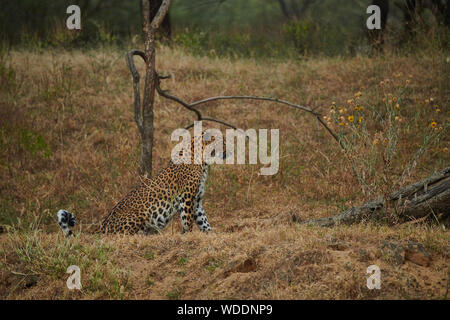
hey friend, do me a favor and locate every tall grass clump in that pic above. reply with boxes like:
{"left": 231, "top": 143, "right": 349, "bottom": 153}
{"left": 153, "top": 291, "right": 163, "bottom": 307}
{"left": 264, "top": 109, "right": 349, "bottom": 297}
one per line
{"left": 323, "top": 69, "right": 448, "bottom": 222}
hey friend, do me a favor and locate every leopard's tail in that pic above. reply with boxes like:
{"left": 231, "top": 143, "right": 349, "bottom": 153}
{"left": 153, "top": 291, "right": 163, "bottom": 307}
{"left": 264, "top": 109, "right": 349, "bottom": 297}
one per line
{"left": 57, "top": 209, "right": 76, "bottom": 237}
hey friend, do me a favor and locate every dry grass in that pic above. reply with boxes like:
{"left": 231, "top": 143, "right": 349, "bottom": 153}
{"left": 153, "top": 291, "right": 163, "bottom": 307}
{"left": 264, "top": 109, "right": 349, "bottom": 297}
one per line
{"left": 0, "top": 46, "right": 448, "bottom": 299}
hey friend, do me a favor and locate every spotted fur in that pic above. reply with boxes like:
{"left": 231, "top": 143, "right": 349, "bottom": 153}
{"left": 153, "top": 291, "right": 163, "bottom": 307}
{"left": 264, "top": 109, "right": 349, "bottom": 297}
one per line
{"left": 57, "top": 132, "right": 225, "bottom": 236}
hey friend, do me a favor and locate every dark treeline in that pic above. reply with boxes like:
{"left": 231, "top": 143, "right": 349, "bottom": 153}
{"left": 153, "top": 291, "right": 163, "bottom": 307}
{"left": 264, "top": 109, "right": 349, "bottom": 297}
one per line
{"left": 0, "top": 0, "right": 448, "bottom": 57}
{"left": 0, "top": 0, "right": 141, "bottom": 45}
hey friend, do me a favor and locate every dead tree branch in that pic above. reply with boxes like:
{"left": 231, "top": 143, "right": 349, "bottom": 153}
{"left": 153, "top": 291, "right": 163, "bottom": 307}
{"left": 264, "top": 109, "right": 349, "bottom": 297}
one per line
{"left": 156, "top": 74, "right": 202, "bottom": 121}
{"left": 150, "top": 0, "right": 172, "bottom": 29}
{"left": 125, "top": 49, "right": 147, "bottom": 136}
{"left": 300, "top": 167, "right": 450, "bottom": 227}
{"left": 155, "top": 74, "right": 343, "bottom": 148}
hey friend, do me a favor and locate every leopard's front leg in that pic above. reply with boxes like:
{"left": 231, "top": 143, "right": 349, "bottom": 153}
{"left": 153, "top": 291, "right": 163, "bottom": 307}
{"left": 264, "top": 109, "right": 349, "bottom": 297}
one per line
{"left": 193, "top": 196, "right": 211, "bottom": 232}
{"left": 193, "top": 166, "right": 211, "bottom": 232}
{"left": 179, "top": 192, "right": 195, "bottom": 233}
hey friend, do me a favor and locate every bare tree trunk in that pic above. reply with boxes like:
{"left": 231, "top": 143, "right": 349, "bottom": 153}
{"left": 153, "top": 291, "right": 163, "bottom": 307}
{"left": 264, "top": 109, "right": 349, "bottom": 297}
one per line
{"left": 131, "top": 0, "right": 171, "bottom": 176}
{"left": 299, "top": 167, "right": 450, "bottom": 227}
{"left": 141, "top": 0, "right": 171, "bottom": 41}
{"left": 140, "top": 0, "right": 156, "bottom": 176}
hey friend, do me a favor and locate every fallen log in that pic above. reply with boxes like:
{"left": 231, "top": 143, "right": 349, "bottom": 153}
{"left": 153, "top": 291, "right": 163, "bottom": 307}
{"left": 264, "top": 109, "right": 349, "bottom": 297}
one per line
{"left": 302, "top": 167, "right": 450, "bottom": 227}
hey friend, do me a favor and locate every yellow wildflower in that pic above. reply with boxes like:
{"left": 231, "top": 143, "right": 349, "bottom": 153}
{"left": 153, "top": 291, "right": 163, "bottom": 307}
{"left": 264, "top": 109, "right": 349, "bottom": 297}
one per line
{"left": 430, "top": 121, "right": 437, "bottom": 128}
{"left": 348, "top": 115, "right": 354, "bottom": 123}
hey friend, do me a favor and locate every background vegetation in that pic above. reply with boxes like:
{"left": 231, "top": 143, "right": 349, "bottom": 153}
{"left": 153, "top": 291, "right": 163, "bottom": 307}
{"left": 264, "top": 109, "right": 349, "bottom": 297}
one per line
{"left": 1, "top": 0, "right": 448, "bottom": 56}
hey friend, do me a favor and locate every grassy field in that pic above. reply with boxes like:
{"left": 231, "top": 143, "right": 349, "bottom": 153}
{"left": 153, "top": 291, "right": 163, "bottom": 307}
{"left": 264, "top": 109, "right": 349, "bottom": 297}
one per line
{"left": 0, "top": 46, "right": 448, "bottom": 299}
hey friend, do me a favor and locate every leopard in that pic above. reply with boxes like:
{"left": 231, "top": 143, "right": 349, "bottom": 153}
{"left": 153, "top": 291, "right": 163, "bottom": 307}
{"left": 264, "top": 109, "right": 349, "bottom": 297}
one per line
{"left": 57, "top": 131, "right": 226, "bottom": 237}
